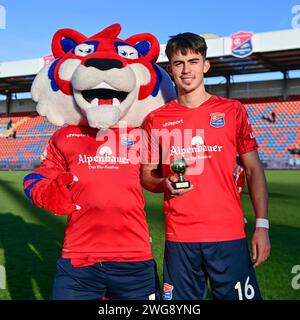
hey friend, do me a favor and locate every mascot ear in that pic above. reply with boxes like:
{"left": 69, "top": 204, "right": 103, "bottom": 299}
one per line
{"left": 91, "top": 23, "right": 121, "bottom": 39}
{"left": 52, "top": 29, "right": 87, "bottom": 58}
{"left": 125, "top": 33, "right": 160, "bottom": 62}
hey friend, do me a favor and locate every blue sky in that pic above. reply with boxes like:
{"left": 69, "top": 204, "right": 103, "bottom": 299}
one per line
{"left": 0, "top": 0, "right": 299, "bottom": 62}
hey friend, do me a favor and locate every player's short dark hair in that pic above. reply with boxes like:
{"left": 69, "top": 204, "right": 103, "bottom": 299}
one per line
{"left": 165, "top": 32, "right": 207, "bottom": 60}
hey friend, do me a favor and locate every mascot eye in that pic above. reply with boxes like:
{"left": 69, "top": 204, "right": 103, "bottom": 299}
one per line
{"left": 120, "top": 50, "right": 128, "bottom": 57}
{"left": 117, "top": 45, "right": 138, "bottom": 59}
{"left": 75, "top": 44, "right": 95, "bottom": 57}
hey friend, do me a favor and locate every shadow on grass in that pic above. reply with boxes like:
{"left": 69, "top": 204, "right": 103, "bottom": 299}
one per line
{"left": 0, "top": 177, "right": 66, "bottom": 300}
{"left": 244, "top": 180, "right": 300, "bottom": 200}
{"left": 0, "top": 178, "right": 67, "bottom": 233}
{"left": 244, "top": 222, "right": 300, "bottom": 300}
{"left": 268, "top": 192, "right": 299, "bottom": 200}
{"left": 0, "top": 213, "right": 61, "bottom": 299}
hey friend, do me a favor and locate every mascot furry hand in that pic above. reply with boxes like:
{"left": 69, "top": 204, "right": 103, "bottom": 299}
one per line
{"left": 24, "top": 24, "right": 175, "bottom": 223}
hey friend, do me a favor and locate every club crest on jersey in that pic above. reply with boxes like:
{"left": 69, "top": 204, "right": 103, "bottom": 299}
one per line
{"left": 163, "top": 283, "right": 174, "bottom": 300}
{"left": 120, "top": 134, "right": 135, "bottom": 147}
{"left": 210, "top": 113, "right": 225, "bottom": 128}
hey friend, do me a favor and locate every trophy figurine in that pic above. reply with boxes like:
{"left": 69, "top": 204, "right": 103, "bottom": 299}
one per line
{"left": 171, "top": 158, "right": 191, "bottom": 189}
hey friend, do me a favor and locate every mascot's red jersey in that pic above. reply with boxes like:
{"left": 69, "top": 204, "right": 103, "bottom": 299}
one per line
{"left": 24, "top": 126, "right": 152, "bottom": 266}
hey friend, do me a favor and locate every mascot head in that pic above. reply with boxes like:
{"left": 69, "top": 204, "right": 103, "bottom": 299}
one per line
{"left": 32, "top": 23, "right": 176, "bottom": 129}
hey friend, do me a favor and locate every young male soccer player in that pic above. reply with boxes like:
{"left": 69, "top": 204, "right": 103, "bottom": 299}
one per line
{"left": 141, "top": 32, "right": 271, "bottom": 300}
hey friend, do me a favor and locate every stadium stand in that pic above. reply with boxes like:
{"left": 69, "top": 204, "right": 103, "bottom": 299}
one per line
{"left": 0, "top": 96, "right": 299, "bottom": 170}
{"left": 242, "top": 96, "right": 300, "bottom": 168}
{"left": 0, "top": 113, "right": 58, "bottom": 170}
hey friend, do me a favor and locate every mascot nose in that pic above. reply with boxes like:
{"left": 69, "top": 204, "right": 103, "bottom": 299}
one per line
{"left": 84, "top": 58, "right": 123, "bottom": 71}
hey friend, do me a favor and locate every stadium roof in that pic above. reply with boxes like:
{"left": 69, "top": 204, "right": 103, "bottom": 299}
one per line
{"left": 0, "top": 58, "right": 43, "bottom": 95}
{"left": 1, "top": 28, "right": 300, "bottom": 95}
{"left": 157, "top": 28, "right": 300, "bottom": 77}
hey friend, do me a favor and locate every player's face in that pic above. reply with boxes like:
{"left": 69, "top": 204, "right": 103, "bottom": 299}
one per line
{"left": 168, "top": 50, "right": 210, "bottom": 95}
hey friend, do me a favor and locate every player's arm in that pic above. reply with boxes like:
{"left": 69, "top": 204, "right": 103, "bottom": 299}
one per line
{"left": 140, "top": 164, "right": 192, "bottom": 197}
{"left": 141, "top": 114, "right": 192, "bottom": 197}
{"left": 140, "top": 163, "right": 164, "bottom": 193}
{"left": 23, "top": 136, "right": 80, "bottom": 215}
{"left": 240, "top": 150, "right": 271, "bottom": 268}
{"left": 237, "top": 103, "right": 270, "bottom": 267}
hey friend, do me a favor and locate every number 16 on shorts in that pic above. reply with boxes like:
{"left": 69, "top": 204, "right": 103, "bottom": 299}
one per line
{"left": 234, "top": 276, "right": 255, "bottom": 300}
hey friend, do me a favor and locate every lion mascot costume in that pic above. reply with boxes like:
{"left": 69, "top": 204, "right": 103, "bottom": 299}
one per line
{"left": 23, "top": 24, "right": 175, "bottom": 300}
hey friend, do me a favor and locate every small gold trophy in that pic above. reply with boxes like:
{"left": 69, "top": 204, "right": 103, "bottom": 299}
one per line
{"left": 171, "top": 158, "right": 191, "bottom": 189}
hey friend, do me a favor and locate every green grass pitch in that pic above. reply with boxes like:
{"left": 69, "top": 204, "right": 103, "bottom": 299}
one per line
{"left": 0, "top": 170, "right": 299, "bottom": 299}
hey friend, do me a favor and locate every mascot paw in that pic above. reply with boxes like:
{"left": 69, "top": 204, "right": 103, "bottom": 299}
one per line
{"left": 86, "top": 106, "right": 120, "bottom": 129}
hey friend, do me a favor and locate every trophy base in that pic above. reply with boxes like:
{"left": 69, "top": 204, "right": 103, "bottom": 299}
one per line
{"left": 173, "top": 180, "right": 191, "bottom": 190}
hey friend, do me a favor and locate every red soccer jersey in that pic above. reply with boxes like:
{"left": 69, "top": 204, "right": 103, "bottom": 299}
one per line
{"left": 28, "top": 126, "right": 152, "bottom": 266}
{"left": 143, "top": 95, "right": 258, "bottom": 242}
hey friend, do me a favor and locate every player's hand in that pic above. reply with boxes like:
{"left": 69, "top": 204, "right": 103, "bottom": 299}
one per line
{"left": 251, "top": 228, "right": 271, "bottom": 268}
{"left": 163, "top": 175, "right": 193, "bottom": 198}
{"left": 43, "top": 172, "right": 81, "bottom": 215}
